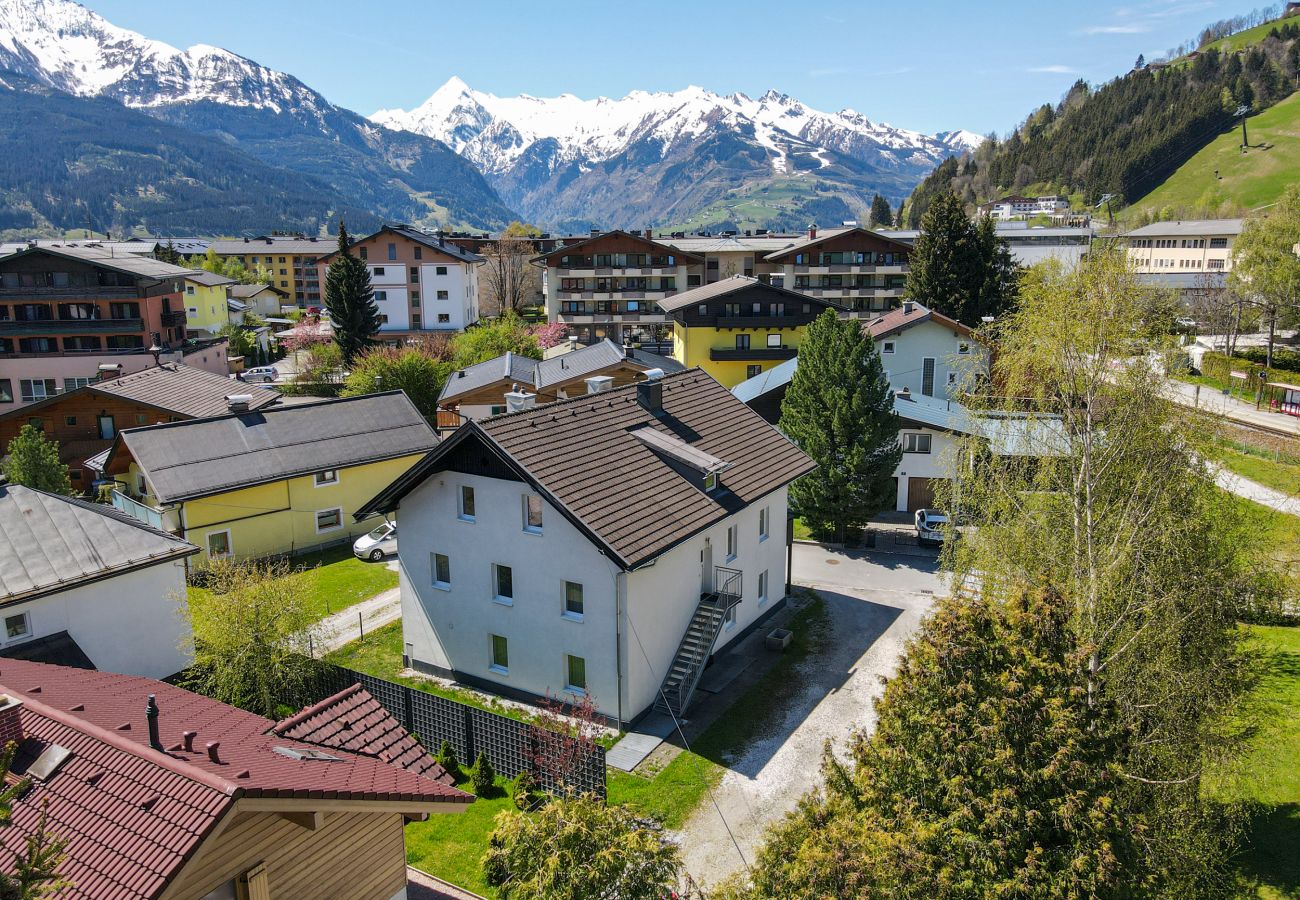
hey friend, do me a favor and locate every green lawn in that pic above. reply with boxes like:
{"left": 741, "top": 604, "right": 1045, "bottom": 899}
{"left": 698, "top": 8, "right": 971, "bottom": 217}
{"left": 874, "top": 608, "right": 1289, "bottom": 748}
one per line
{"left": 1207, "top": 441, "right": 1300, "bottom": 497}
{"left": 1213, "top": 625, "right": 1300, "bottom": 898}
{"left": 1124, "top": 92, "right": 1300, "bottom": 221}
{"left": 187, "top": 545, "right": 396, "bottom": 623}
{"left": 405, "top": 774, "right": 514, "bottom": 898}
{"left": 792, "top": 516, "right": 813, "bottom": 541}
{"left": 1202, "top": 19, "right": 1288, "bottom": 54}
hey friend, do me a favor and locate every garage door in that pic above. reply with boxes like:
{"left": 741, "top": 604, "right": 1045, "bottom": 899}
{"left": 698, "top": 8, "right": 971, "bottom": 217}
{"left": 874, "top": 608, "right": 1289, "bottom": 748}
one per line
{"left": 906, "top": 477, "right": 946, "bottom": 512}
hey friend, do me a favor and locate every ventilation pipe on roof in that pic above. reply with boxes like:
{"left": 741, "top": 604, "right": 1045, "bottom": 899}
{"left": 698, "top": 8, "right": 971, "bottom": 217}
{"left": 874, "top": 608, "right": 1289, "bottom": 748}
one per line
{"left": 585, "top": 376, "right": 614, "bottom": 395}
{"left": 808, "top": 223, "right": 817, "bottom": 240}
{"left": 903, "top": 301, "right": 914, "bottom": 315}
{"left": 206, "top": 741, "right": 222, "bottom": 764}
{"left": 146, "top": 694, "right": 161, "bottom": 751}
{"left": 568, "top": 335, "right": 578, "bottom": 352}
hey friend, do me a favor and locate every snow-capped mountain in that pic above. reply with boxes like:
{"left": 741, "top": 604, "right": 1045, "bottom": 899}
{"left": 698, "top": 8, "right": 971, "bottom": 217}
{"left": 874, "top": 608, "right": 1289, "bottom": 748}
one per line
{"left": 373, "top": 77, "right": 981, "bottom": 229}
{"left": 0, "top": 0, "right": 511, "bottom": 233}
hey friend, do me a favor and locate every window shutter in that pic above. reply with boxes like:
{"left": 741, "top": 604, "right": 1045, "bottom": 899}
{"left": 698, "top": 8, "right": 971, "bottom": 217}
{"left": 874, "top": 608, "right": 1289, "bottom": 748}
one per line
{"left": 238, "top": 862, "right": 270, "bottom": 900}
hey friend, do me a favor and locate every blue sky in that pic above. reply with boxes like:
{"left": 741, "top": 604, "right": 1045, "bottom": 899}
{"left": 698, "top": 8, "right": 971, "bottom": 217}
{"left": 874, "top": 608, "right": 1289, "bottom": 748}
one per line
{"left": 92, "top": 0, "right": 1259, "bottom": 136}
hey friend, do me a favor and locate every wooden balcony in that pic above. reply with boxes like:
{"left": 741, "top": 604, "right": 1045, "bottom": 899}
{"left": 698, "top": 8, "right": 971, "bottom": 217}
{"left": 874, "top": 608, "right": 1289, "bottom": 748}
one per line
{"left": 710, "top": 346, "right": 798, "bottom": 361}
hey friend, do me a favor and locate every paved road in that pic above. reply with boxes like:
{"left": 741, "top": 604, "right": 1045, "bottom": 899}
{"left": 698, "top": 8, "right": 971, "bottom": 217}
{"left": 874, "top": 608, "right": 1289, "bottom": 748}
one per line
{"left": 1166, "top": 379, "right": 1300, "bottom": 437}
{"left": 311, "top": 558, "right": 402, "bottom": 656}
{"left": 676, "top": 543, "right": 944, "bottom": 886}
{"left": 1212, "top": 465, "right": 1300, "bottom": 516}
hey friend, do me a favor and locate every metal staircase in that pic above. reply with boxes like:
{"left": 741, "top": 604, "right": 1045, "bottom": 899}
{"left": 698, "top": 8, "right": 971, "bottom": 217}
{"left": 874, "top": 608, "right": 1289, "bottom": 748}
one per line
{"left": 654, "top": 567, "right": 742, "bottom": 719}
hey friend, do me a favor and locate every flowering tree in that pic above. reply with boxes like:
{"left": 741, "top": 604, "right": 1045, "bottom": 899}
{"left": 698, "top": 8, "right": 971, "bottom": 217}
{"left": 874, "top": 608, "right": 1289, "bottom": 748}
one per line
{"left": 529, "top": 322, "right": 569, "bottom": 350}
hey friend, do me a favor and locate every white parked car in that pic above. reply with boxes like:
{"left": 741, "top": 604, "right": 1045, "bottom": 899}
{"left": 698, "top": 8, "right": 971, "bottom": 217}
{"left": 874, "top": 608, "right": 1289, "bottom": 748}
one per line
{"left": 242, "top": 366, "right": 279, "bottom": 384}
{"left": 353, "top": 522, "right": 397, "bottom": 561}
{"left": 914, "top": 508, "right": 950, "bottom": 546}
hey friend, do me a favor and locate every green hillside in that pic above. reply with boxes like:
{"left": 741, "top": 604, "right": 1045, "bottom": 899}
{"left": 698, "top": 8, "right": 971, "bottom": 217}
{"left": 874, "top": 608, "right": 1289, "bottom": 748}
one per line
{"left": 1203, "top": 17, "right": 1294, "bottom": 53}
{"left": 1122, "top": 91, "right": 1300, "bottom": 223}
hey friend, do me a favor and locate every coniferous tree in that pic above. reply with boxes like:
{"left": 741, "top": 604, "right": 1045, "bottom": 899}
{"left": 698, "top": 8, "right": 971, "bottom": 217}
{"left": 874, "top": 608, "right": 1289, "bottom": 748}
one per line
{"left": 869, "top": 194, "right": 893, "bottom": 228}
{"left": 974, "top": 213, "right": 1022, "bottom": 321}
{"left": 323, "top": 220, "right": 380, "bottom": 365}
{"left": 779, "top": 310, "right": 901, "bottom": 543}
{"left": 2, "top": 425, "right": 72, "bottom": 496}
{"left": 906, "top": 194, "right": 1019, "bottom": 326}
{"left": 1135, "top": 53, "right": 1146, "bottom": 69}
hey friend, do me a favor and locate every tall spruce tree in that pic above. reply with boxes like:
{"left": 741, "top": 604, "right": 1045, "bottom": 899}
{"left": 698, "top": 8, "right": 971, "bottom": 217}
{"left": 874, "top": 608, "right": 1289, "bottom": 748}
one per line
{"left": 869, "top": 193, "right": 893, "bottom": 228}
{"left": 905, "top": 193, "right": 1019, "bottom": 326}
{"left": 323, "top": 220, "right": 380, "bottom": 365}
{"left": 779, "top": 310, "right": 901, "bottom": 543}
{"left": 3, "top": 424, "right": 72, "bottom": 495}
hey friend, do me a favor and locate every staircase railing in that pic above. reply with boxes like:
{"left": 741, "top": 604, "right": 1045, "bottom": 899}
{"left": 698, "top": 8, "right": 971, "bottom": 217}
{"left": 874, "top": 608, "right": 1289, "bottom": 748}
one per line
{"left": 655, "top": 567, "right": 745, "bottom": 718}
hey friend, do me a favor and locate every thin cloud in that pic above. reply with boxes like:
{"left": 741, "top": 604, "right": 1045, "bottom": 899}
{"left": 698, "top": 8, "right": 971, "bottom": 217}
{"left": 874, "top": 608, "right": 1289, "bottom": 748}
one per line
{"left": 1028, "top": 65, "right": 1080, "bottom": 74}
{"left": 1083, "top": 24, "right": 1150, "bottom": 34}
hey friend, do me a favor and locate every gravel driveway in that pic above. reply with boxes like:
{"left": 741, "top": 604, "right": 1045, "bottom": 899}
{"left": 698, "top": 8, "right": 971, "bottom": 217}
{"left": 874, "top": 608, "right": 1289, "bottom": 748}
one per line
{"left": 676, "top": 543, "right": 944, "bottom": 887}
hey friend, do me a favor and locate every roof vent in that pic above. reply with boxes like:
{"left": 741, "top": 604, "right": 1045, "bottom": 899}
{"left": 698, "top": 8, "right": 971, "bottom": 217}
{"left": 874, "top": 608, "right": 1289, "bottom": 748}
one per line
{"left": 896, "top": 387, "right": 913, "bottom": 401}
{"left": 504, "top": 390, "right": 536, "bottom": 413}
{"left": 97, "top": 363, "right": 123, "bottom": 380}
{"left": 146, "top": 694, "right": 161, "bottom": 751}
{"left": 903, "top": 301, "right": 914, "bottom": 315}
{"left": 642, "top": 367, "right": 664, "bottom": 381}
{"left": 585, "top": 376, "right": 614, "bottom": 395}
{"left": 225, "top": 394, "right": 254, "bottom": 412}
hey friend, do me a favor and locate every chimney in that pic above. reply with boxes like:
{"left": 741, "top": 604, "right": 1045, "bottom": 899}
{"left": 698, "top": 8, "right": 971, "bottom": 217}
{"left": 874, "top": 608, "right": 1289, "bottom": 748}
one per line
{"left": 504, "top": 389, "right": 536, "bottom": 413}
{"left": 807, "top": 223, "right": 817, "bottom": 240}
{"left": 637, "top": 369, "right": 664, "bottom": 412}
{"left": 225, "top": 394, "right": 253, "bottom": 412}
{"left": 97, "top": 363, "right": 123, "bottom": 381}
{"left": 585, "top": 375, "right": 614, "bottom": 395}
{"left": 568, "top": 334, "right": 578, "bottom": 352}
{"left": 622, "top": 340, "right": 633, "bottom": 359}
{"left": 643, "top": 228, "right": 652, "bottom": 240}
{"left": 146, "top": 694, "right": 162, "bottom": 751}
{"left": 896, "top": 386, "right": 913, "bottom": 401}
{"left": 0, "top": 695, "right": 23, "bottom": 748}
{"left": 903, "top": 300, "right": 914, "bottom": 315}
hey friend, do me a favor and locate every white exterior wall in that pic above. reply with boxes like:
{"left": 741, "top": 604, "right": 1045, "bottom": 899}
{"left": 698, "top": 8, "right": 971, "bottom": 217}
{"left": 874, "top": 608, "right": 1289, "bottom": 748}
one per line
{"left": 418, "top": 262, "right": 477, "bottom": 331}
{"left": 370, "top": 264, "right": 411, "bottom": 332}
{"left": 879, "top": 319, "right": 982, "bottom": 402}
{"left": 0, "top": 558, "right": 193, "bottom": 679}
{"left": 396, "top": 471, "right": 623, "bottom": 718}
{"left": 893, "top": 427, "right": 959, "bottom": 512}
{"left": 621, "top": 487, "right": 788, "bottom": 720}
{"left": 396, "top": 468, "right": 791, "bottom": 723}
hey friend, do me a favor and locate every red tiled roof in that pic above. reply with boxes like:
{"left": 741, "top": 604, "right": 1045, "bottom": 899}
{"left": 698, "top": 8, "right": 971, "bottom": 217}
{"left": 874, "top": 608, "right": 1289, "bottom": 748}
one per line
{"left": 0, "top": 661, "right": 470, "bottom": 900}
{"left": 865, "top": 302, "right": 972, "bottom": 340}
{"left": 272, "top": 684, "right": 454, "bottom": 785}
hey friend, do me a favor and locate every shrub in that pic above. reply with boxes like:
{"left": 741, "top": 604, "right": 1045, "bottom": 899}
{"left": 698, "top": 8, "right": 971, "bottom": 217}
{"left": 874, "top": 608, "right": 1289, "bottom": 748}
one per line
{"left": 471, "top": 752, "right": 496, "bottom": 797}
{"left": 511, "top": 770, "right": 541, "bottom": 810}
{"left": 435, "top": 740, "right": 461, "bottom": 780}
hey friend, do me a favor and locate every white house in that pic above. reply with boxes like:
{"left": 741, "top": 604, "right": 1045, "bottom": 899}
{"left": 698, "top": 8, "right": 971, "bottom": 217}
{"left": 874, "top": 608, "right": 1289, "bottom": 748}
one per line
{"left": 866, "top": 301, "right": 982, "bottom": 404}
{"left": 0, "top": 484, "right": 199, "bottom": 678}
{"left": 356, "top": 369, "right": 815, "bottom": 727}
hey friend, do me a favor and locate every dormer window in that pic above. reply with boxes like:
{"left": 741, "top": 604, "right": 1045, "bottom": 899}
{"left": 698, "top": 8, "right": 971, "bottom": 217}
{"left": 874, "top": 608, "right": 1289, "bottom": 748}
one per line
{"left": 704, "top": 472, "right": 719, "bottom": 492}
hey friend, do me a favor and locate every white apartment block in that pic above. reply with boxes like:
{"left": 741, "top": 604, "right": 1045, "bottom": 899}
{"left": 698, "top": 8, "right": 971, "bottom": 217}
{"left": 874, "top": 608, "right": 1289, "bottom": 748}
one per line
{"left": 1124, "top": 219, "right": 1243, "bottom": 274}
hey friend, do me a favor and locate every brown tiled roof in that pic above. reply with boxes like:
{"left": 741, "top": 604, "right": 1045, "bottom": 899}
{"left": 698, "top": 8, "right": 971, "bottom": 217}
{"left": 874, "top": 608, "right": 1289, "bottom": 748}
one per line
{"left": 865, "top": 302, "right": 972, "bottom": 340}
{"left": 657, "top": 275, "right": 843, "bottom": 314}
{"left": 361, "top": 369, "right": 816, "bottom": 568}
{"left": 762, "top": 226, "right": 912, "bottom": 261}
{"left": 532, "top": 229, "right": 704, "bottom": 264}
{"left": 0, "top": 661, "right": 470, "bottom": 900}
{"left": 272, "top": 684, "right": 454, "bottom": 785}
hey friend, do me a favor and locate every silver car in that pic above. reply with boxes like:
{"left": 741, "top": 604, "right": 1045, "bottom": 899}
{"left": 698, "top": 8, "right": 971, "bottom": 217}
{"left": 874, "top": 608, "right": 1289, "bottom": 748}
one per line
{"left": 353, "top": 522, "right": 397, "bottom": 561}
{"left": 242, "top": 366, "right": 279, "bottom": 384}
{"left": 914, "top": 508, "right": 950, "bottom": 546}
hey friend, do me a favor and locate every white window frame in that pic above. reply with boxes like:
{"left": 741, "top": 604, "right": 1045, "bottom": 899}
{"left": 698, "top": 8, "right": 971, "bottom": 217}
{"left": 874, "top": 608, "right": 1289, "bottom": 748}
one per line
{"left": 458, "top": 484, "right": 476, "bottom": 522}
{"left": 766, "top": 333, "right": 781, "bottom": 348}
{"left": 563, "top": 580, "right": 584, "bottom": 621}
{"left": 564, "top": 654, "right": 588, "bottom": 694}
{"left": 3, "top": 611, "right": 31, "bottom": 643}
{"left": 522, "top": 494, "right": 543, "bottom": 534}
{"left": 957, "top": 342, "right": 971, "bottom": 354}
{"left": 902, "top": 432, "right": 932, "bottom": 454}
{"left": 489, "top": 633, "right": 509, "bottom": 674}
{"left": 493, "top": 563, "right": 514, "bottom": 606}
{"left": 704, "top": 472, "right": 719, "bottom": 492}
{"left": 431, "top": 552, "right": 451, "bottom": 591}
{"left": 313, "top": 469, "right": 339, "bottom": 487}
{"left": 726, "top": 523, "right": 738, "bottom": 562}
{"left": 758, "top": 506, "right": 769, "bottom": 542}
{"left": 207, "top": 529, "right": 233, "bottom": 560}
{"left": 881, "top": 341, "right": 895, "bottom": 354}
{"left": 758, "top": 569, "right": 769, "bottom": 605}
{"left": 315, "top": 507, "right": 344, "bottom": 533}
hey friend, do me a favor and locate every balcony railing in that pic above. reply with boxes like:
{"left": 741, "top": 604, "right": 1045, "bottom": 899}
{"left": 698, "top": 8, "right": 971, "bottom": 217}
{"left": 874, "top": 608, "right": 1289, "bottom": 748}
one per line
{"left": 709, "top": 346, "right": 798, "bottom": 361}
{"left": 111, "top": 490, "right": 164, "bottom": 530}
{"left": 161, "top": 311, "right": 187, "bottom": 327}
{"left": 0, "top": 317, "right": 144, "bottom": 335}
{"left": 715, "top": 315, "right": 799, "bottom": 328}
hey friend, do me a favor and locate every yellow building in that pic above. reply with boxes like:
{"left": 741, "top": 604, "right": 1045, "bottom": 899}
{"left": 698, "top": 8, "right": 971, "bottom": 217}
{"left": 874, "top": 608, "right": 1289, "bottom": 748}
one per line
{"left": 103, "top": 392, "right": 437, "bottom": 563}
{"left": 658, "top": 275, "right": 844, "bottom": 388}
{"left": 181, "top": 270, "right": 237, "bottom": 336}
{"left": 208, "top": 236, "right": 332, "bottom": 307}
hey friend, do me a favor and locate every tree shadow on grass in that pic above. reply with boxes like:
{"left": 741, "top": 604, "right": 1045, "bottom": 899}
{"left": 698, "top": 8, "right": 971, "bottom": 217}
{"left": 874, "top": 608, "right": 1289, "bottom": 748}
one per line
{"left": 1235, "top": 804, "right": 1300, "bottom": 896}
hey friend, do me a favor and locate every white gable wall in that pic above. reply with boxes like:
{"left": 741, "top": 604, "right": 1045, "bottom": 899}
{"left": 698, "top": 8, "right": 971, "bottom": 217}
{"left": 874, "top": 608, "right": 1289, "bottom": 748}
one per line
{"left": 878, "top": 318, "right": 981, "bottom": 402}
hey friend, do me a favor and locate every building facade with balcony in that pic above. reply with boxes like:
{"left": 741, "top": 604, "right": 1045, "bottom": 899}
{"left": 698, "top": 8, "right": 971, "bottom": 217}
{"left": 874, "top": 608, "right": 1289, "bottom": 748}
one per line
{"left": 535, "top": 230, "right": 703, "bottom": 347}
{"left": 356, "top": 369, "right": 814, "bottom": 726}
{"left": 0, "top": 247, "right": 231, "bottom": 411}
{"left": 208, "top": 236, "right": 332, "bottom": 307}
{"left": 761, "top": 225, "right": 911, "bottom": 320}
{"left": 314, "top": 225, "right": 484, "bottom": 334}
{"left": 658, "top": 276, "right": 844, "bottom": 388}
{"left": 1122, "top": 218, "right": 1243, "bottom": 274}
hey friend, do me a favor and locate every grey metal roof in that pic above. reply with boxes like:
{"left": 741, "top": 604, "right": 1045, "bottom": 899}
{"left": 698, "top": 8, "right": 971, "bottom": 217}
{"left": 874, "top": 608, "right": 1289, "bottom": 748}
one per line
{"left": 208, "top": 237, "right": 334, "bottom": 255}
{"left": 730, "top": 356, "right": 799, "bottom": 405}
{"left": 92, "top": 364, "right": 278, "bottom": 418}
{"left": 1123, "top": 218, "right": 1244, "bottom": 238}
{"left": 762, "top": 226, "right": 910, "bottom": 260}
{"left": 1136, "top": 272, "right": 1229, "bottom": 289}
{"left": 115, "top": 392, "right": 437, "bottom": 504}
{"left": 0, "top": 485, "right": 198, "bottom": 606}
{"left": 228, "top": 283, "right": 286, "bottom": 299}
{"left": 438, "top": 350, "right": 542, "bottom": 404}
{"left": 0, "top": 246, "right": 195, "bottom": 280}
{"left": 182, "top": 269, "right": 237, "bottom": 287}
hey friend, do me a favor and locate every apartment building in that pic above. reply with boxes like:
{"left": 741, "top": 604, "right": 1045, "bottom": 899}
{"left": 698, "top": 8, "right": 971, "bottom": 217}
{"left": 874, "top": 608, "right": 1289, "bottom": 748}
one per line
{"left": 180, "top": 269, "right": 236, "bottom": 335}
{"left": 978, "top": 195, "right": 1070, "bottom": 221}
{"left": 208, "top": 235, "right": 331, "bottom": 306}
{"left": 660, "top": 276, "right": 843, "bottom": 388}
{"left": 314, "top": 225, "right": 484, "bottom": 334}
{"left": 0, "top": 247, "right": 229, "bottom": 411}
{"left": 534, "top": 230, "right": 703, "bottom": 346}
{"left": 763, "top": 225, "right": 911, "bottom": 319}
{"left": 357, "top": 369, "right": 814, "bottom": 726}
{"left": 1123, "top": 219, "right": 1243, "bottom": 273}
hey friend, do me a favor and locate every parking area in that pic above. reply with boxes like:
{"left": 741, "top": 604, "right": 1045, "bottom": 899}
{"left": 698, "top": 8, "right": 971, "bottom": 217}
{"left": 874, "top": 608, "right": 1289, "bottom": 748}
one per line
{"left": 675, "top": 543, "right": 946, "bottom": 886}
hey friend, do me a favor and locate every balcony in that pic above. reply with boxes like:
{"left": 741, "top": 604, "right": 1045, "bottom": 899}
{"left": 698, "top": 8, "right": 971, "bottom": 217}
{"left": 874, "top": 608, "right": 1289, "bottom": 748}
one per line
{"left": 715, "top": 315, "right": 800, "bottom": 329}
{"left": 710, "top": 345, "right": 798, "bottom": 362}
{"left": 161, "top": 310, "right": 187, "bottom": 327}
{"left": 0, "top": 317, "right": 144, "bottom": 335}
{"left": 111, "top": 490, "right": 164, "bottom": 530}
